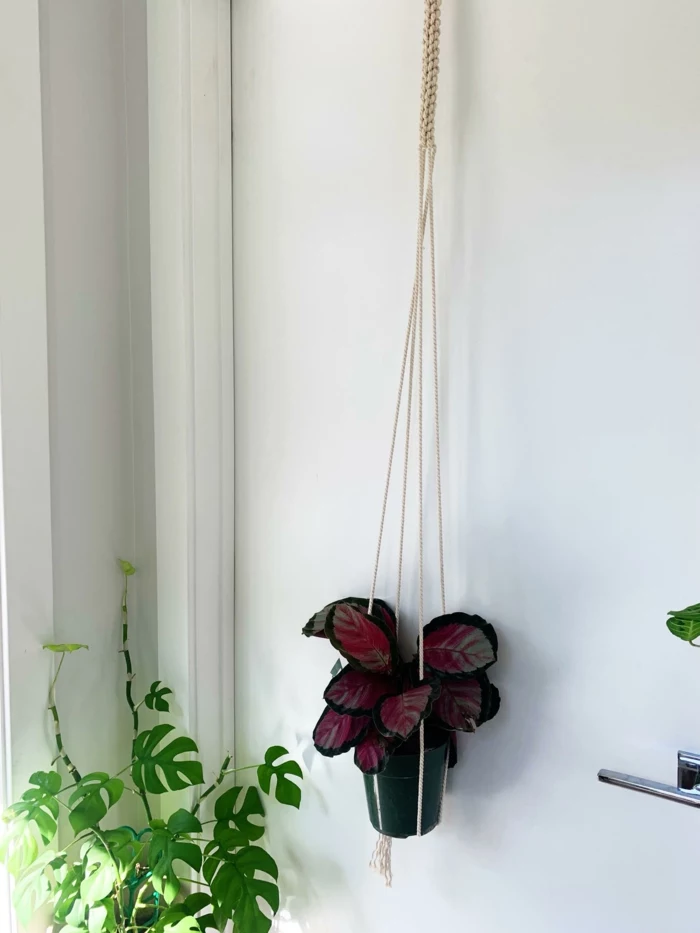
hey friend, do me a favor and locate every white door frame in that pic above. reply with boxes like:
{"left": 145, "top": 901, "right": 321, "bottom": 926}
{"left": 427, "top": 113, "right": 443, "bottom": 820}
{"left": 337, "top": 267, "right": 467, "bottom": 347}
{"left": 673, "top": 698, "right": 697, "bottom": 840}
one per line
{"left": 0, "top": 5, "right": 233, "bottom": 921}
{"left": 0, "top": 1, "right": 55, "bottom": 929}
{"left": 147, "top": 0, "right": 235, "bottom": 779}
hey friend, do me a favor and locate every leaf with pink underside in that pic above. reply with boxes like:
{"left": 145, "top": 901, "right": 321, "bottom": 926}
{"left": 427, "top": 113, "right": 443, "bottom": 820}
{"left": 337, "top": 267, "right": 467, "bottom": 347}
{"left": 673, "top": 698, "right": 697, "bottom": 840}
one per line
{"left": 431, "top": 675, "right": 488, "bottom": 731}
{"left": 303, "top": 597, "right": 395, "bottom": 639}
{"left": 422, "top": 613, "right": 497, "bottom": 679}
{"left": 312, "top": 707, "right": 371, "bottom": 757}
{"left": 324, "top": 665, "right": 396, "bottom": 717}
{"left": 373, "top": 682, "right": 439, "bottom": 741}
{"left": 354, "top": 730, "right": 392, "bottom": 775}
{"left": 326, "top": 602, "right": 398, "bottom": 674}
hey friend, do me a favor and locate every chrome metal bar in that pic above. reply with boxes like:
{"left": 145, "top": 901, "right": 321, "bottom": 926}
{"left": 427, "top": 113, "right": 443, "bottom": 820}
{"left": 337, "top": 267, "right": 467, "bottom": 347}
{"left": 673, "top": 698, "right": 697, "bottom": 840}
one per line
{"left": 598, "top": 769, "right": 700, "bottom": 807}
{"left": 599, "top": 751, "right": 700, "bottom": 808}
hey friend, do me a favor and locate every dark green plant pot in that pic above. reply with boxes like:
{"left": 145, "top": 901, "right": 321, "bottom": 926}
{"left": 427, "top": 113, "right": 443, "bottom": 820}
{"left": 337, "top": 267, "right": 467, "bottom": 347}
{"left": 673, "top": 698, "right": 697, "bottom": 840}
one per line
{"left": 363, "top": 729, "right": 449, "bottom": 838}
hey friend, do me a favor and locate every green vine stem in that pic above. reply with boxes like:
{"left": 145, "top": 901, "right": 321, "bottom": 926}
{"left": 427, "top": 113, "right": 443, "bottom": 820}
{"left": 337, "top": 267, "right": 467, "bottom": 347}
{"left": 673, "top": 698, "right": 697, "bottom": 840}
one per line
{"left": 120, "top": 563, "right": 152, "bottom": 823}
{"left": 48, "top": 653, "right": 82, "bottom": 783}
{"left": 191, "top": 754, "right": 231, "bottom": 816}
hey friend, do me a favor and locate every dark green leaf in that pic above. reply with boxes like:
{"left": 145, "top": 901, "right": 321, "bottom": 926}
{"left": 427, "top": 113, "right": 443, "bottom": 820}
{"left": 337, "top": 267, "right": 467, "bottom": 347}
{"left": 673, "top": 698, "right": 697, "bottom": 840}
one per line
{"left": 155, "top": 894, "right": 215, "bottom": 933}
{"left": 167, "top": 808, "right": 202, "bottom": 836}
{"left": 257, "top": 746, "right": 303, "bottom": 809}
{"left": 132, "top": 724, "right": 204, "bottom": 795}
{"left": 68, "top": 772, "right": 124, "bottom": 834}
{"left": 208, "top": 845, "right": 279, "bottom": 932}
{"left": 145, "top": 680, "right": 173, "bottom": 713}
{"left": 149, "top": 820, "right": 204, "bottom": 904}
{"left": 214, "top": 785, "right": 265, "bottom": 844}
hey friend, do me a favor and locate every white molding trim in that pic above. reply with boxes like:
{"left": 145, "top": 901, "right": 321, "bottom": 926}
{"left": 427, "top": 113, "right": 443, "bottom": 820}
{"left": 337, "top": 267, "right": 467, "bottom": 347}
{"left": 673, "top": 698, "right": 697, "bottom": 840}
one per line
{"left": 0, "top": 2, "right": 55, "bottom": 929}
{"left": 147, "top": 0, "right": 234, "bottom": 778}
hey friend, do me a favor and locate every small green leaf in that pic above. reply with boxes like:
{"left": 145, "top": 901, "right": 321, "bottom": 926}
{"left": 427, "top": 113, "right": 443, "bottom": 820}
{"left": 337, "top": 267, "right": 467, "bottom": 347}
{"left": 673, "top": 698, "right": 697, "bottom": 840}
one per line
{"left": 43, "top": 643, "right": 89, "bottom": 653}
{"left": 667, "top": 604, "right": 700, "bottom": 642}
{"left": 257, "top": 746, "right": 303, "bottom": 809}
{"left": 132, "top": 724, "right": 204, "bottom": 795}
{"left": 118, "top": 558, "right": 136, "bottom": 576}
{"left": 68, "top": 772, "right": 124, "bottom": 834}
{"left": 145, "top": 679, "right": 174, "bottom": 713}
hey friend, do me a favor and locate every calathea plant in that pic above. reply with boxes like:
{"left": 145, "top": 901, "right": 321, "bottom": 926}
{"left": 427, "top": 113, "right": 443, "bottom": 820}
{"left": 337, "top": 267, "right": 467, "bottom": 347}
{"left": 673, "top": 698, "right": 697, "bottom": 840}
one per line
{"left": 0, "top": 560, "right": 301, "bottom": 933}
{"left": 303, "top": 598, "right": 500, "bottom": 773}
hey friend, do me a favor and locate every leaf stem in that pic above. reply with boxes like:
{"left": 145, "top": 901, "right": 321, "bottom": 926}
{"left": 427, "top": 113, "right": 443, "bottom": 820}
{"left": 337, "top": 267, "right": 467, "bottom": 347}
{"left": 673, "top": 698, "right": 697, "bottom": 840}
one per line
{"left": 121, "top": 570, "right": 152, "bottom": 823}
{"left": 191, "top": 753, "right": 232, "bottom": 816}
{"left": 48, "top": 653, "right": 82, "bottom": 783}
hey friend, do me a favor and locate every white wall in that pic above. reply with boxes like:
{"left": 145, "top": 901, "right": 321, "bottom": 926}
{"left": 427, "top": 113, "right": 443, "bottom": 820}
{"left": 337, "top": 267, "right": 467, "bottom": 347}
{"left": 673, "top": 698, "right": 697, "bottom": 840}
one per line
{"left": 40, "top": 0, "right": 156, "bottom": 826}
{"left": 233, "top": 2, "right": 700, "bottom": 931}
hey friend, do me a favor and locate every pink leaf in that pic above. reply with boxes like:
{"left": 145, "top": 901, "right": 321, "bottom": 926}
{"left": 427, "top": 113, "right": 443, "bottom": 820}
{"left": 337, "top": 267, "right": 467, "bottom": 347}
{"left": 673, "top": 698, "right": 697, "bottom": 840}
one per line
{"left": 374, "top": 683, "right": 439, "bottom": 741}
{"left": 432, "top": 676, "right": 486, "bottom": 731}
{"left": 326, "top": 602, "right": 398, "bottom": 674}
{"left": 313, "top": 707, "right": 371, "bottom": 757}
{"left": 354, "top": 730, "right": 392, "bottom": 775}
{"left": 371, "top": 601, "right": 397, "bottom": 638}
{"left": 422, "top": 613, "right": 497, "bottom": 678}
{"left": 324, "top": 665, "right": 396, "bottom": 717}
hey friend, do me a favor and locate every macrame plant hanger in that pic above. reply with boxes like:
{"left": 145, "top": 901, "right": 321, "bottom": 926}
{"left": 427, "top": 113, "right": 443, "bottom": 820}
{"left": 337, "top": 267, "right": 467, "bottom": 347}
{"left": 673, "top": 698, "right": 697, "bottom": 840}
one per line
{"left": 368, "top": 0, "right": 445, "bottom": 886}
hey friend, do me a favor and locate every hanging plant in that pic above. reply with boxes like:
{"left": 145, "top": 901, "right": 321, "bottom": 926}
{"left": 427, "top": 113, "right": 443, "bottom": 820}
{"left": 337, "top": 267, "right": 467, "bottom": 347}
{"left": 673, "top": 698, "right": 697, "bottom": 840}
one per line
{"left": 304, "top": 599, "right": 500, "bottom": 838}
{"left": 0, "top": 560, "right": 302, "bottom": 933}
{"left": 303, "top": 0, "right": 503, "bottom": 882}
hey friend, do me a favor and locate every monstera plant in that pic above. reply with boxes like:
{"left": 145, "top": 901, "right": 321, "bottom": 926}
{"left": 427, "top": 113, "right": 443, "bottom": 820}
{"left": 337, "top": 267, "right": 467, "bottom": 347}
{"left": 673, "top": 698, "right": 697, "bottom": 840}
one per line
{"left": 0, "top": 561, "right": 301, "bottom": 933}
{"left": 667, "top": 601, "right": 700, "bottom": 647}
{"left": 303, "top": 598, "right": 500, "bottom": 774}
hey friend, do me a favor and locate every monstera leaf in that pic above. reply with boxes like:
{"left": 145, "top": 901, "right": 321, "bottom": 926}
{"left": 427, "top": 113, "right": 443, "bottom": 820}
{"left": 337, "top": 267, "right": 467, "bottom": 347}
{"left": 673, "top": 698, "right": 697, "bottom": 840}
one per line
{"left": 156, "top": 893, "right": 217, "bottom": 932}
{"left": 68, "top": 772, "right": 124, "bottom": 834}
{"left": 144, "top": 680, "right": 173, "bottom": 713}
{"left": 256, "top": 746, "right": 303, "bottom": 809}
{"left": 667, "top": 603, "right": 700, "bottom": 642}
{"left": 211, "top": 785, "right": 265, "bottom": 848}
{"left": 206, "top": 845, "right": 279, "bottom": 933}
{"left": 148, "top": 811, "right": 203, "bottom": 904}
{"left": 0, "top": 771, "right": 63, "bottom": 876}
{"left": 132, "top": 724, "right": 204, "bottom": 794}
{"left": 12, "top": 850, "right": 58, "bottom": 927}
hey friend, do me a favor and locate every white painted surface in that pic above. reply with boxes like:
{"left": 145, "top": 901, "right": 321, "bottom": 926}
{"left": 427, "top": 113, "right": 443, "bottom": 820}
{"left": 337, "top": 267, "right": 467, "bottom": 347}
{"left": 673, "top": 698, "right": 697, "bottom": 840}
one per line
{"left": 0, "top": 1, "right": 54, "bottom": 928}
{"left": 148, "top": 0, "right": 234, "bottom": 787}
{"left": 40, "top": 0, "right": 156, "bottom": 826}
{"left": 233, "top": 2, "right": 700, "bottom": 931}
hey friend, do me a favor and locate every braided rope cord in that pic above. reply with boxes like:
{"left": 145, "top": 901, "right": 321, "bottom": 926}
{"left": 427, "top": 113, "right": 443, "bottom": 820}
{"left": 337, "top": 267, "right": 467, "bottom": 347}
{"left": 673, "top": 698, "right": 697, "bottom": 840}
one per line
{"left": 369, "top": 0, "right": 445, "bottom": 884}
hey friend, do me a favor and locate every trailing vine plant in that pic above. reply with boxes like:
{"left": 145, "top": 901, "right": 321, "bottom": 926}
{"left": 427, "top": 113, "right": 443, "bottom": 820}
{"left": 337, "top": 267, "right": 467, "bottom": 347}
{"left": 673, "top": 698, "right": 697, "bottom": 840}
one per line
{"left": 0, "top": 560, "right": 302, "bottom": 933}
